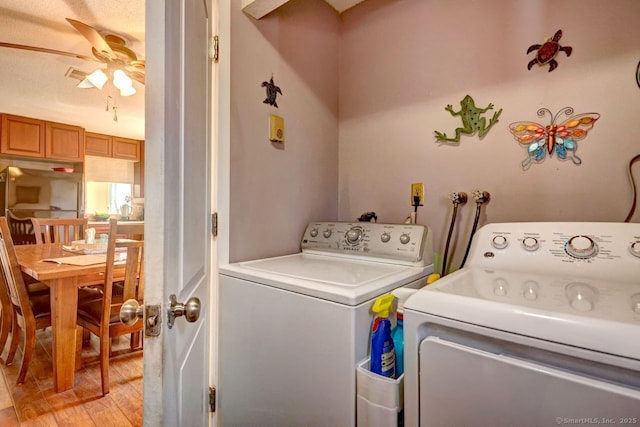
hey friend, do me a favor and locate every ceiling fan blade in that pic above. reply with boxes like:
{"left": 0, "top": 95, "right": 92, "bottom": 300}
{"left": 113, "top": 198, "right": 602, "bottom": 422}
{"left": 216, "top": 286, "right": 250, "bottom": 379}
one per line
{"left": 126, "top": 70, "right": 146, "bottom": 85}
{"left": 66, "top": 18, "right": 114, "bottom": 59}
{"left": 0, "top": 41, "right": 99, "bottom": 62}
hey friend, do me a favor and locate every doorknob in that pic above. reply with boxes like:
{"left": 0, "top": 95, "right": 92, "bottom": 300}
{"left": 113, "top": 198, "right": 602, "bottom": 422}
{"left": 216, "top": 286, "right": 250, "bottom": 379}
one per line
{"left": 120, "top": 299, "right": 161, "bottom": 337}
{"left": 167, "top": 294, "right": 201, "bottom": 329}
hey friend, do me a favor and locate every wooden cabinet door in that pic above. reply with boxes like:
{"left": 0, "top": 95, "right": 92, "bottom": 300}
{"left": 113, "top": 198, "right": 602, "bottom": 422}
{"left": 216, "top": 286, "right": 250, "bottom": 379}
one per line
{"left": 45, "top": 121, "right": 84, "bottom": 161}
{"left": 0, "top": 114, "right": 46, "bottom": 158}
{"left": 85, "top": 132, "right": 112, "bottom": 157}
{"left": 112, "top": 136, "right": 141, "bottom": 161}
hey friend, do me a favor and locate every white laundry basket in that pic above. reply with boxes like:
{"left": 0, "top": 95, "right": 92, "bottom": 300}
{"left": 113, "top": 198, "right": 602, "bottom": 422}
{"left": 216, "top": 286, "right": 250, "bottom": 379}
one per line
{"left": 356, "top": 358, "right": 403, "bottom": 426}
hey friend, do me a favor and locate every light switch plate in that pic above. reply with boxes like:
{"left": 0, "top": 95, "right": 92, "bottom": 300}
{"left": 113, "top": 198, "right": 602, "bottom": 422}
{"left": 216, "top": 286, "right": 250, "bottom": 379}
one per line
{"left": 270, "top": 115, "right": 284, "bottom": 143}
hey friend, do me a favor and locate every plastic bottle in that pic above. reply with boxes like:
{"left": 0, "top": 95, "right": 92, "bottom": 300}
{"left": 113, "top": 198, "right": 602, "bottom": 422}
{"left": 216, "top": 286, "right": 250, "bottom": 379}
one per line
{"left": 391, "top": 311, "right": 404, "bottom": 377}
{"left": 370, "top": 293, "right": 396, "bottom": 379}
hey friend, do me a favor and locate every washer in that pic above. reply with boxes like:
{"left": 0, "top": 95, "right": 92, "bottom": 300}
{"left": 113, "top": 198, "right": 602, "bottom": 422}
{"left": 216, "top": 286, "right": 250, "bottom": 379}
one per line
{"left": 404, "top": 222, "right": 640, "bottom": 426}
{"left": 219, "top": 221, "right": 434, "bottom": 426}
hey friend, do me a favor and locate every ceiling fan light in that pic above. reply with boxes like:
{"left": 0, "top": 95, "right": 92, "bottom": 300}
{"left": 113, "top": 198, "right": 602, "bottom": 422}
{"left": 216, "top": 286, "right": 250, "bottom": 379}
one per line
{"left": 113, "top": 69, "right": 133, "bottom": 90}
{"left": 120, "top": 85, "right": 137, "bottom": 97}
{"left": 86, "top": 69, "right": 108, "bottom": 90}
{"left": 77, "top": 78, "right": 95, "bottom": 89}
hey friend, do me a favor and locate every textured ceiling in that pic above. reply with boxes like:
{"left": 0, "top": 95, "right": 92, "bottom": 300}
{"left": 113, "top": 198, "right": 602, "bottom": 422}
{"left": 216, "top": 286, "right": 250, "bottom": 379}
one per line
{"left": 0, "top": 0, "right": 145, "bottom": 140}
{"left": 0, "top": 0, "right": 366, "bottom": 142}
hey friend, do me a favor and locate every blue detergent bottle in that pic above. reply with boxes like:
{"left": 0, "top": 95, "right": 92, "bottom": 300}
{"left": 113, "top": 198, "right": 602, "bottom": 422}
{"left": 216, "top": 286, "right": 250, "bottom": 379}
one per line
{"left": 370, "top": 293, "right": 396, "bottom": 379}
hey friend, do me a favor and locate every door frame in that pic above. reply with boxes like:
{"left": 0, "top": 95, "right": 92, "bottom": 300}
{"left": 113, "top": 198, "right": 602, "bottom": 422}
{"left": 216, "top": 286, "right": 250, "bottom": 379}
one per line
{"left": 143, "top": 0, "right": 230, "bottom": 424}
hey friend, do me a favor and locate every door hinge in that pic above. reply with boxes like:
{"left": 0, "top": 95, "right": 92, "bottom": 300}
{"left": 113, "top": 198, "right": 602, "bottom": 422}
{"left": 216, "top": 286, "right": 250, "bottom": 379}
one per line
{"left": 212, "top": 212, "right": 218, "bottom": 237}
{"left": 209, "top": 386, "right": 216, "bottom": 412}
{"left": 210, "top": 35, "right": 219, "bottom": 63}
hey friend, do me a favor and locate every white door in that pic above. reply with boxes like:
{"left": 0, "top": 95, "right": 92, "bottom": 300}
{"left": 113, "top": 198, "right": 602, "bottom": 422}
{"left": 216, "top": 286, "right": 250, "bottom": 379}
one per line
{"left": 144, "top": 0, "right": 215, "bottom": 425}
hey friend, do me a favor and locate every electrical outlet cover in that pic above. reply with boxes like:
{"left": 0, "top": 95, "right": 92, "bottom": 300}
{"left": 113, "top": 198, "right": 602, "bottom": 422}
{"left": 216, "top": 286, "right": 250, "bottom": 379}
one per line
{"left": 411, "top": 183, "right": 424, "bottom": 206}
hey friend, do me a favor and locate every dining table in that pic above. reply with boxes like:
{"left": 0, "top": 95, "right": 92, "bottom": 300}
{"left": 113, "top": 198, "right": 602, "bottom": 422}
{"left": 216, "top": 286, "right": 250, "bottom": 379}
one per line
{"left": 15, "top": 243, "right": 121, "bottom": 392}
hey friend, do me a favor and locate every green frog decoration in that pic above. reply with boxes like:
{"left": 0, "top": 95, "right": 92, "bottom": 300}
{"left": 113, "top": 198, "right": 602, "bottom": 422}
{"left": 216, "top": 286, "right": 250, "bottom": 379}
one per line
{"left": 434, "top": 95, "right": 502, "bottom": 143}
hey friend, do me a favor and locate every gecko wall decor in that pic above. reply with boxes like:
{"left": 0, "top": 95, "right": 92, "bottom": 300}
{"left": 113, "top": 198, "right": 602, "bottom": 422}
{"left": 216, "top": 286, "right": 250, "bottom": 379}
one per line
{"left": 508, "top": 107, "right": 600, "bottom": 169}
{"left": 527, "top": 29, "right": 572, "bottom": 72}
{"left": 434, "top": 95, "right": 503, "bottom": 143}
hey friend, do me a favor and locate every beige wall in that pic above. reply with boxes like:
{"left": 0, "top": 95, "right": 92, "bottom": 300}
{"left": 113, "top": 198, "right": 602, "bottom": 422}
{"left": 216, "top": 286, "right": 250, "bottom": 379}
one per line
{"left": 338, "top": 0, "right": 640, "bottom": 271}
{"left": 230, "top": 0, "right": 340, "bottom": 261}
{"left": 230, "top": 0, "right": 640, "bottom": 267}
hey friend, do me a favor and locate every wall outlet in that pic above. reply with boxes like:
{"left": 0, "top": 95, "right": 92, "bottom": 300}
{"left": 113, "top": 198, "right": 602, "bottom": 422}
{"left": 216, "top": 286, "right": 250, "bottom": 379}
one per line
{"left": 411, "top": 183, "right": 424, "bottom": 206}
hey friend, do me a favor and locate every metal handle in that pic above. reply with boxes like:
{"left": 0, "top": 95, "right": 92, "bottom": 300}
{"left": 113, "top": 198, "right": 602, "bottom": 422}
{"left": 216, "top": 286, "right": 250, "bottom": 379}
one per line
{"left": 120, "top": 299, "right": 161, "bottom": 337}
{"left": 167, "top": 294, "right": 201, "bottom": 329}
{"left": 120, "top": 299, "right": 144, "bottom": 326}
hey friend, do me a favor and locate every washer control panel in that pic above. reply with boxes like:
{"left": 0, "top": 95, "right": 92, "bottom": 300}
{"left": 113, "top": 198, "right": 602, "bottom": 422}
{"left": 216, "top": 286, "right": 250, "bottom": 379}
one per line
{"left": 301, "top": 222, "right": 433, "bottom": 266}
{"left": 470, "top": 222, "right": 640, "bottom": 283}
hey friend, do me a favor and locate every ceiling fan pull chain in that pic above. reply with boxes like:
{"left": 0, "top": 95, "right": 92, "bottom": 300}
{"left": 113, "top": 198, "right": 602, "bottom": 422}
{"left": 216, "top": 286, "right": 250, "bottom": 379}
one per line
{"left": 105, "top": 95, "right": 111, "bottom": 112}
{"left": 113, "top": 106, "right": 118, "bottom": 122}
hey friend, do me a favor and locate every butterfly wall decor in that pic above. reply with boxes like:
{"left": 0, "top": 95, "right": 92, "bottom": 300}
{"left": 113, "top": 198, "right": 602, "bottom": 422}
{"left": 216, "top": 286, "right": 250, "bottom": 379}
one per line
{"left": 508, "top": 107, "right": 600, "bottom": 169}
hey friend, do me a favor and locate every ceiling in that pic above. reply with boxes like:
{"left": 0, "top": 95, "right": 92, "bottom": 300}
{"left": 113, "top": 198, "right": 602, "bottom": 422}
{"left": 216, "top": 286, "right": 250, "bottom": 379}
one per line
{"left": 0, "top": 0, "right": 145, "bottom": 140}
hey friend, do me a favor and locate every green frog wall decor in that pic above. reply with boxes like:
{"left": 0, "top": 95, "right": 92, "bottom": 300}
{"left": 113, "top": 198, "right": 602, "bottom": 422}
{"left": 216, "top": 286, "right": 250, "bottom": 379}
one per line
{"left": 434, "top": 95, "right": 503, "bottom": 143}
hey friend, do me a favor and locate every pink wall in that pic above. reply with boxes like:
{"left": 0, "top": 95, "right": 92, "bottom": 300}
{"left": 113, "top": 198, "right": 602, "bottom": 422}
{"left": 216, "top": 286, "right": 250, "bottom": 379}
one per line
{"left": 339, "top": 0, "right": 640, "bottom": 271}
{"left": 230, "top": 0, "right": 340, "bottom": 261}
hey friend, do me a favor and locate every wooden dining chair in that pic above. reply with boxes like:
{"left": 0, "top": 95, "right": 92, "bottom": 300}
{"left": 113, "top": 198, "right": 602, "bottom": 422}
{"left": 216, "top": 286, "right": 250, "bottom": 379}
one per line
{"left": 31, "top": 217, "right": 88, "bottom": 245}
{"left": 76, "top": 218, "right": 144, "bottom": 395}
{"left": 0, "top": 216, "right": 52, "bottom": 384}
{"left": 6, "top": 212, "right": 37, "bottom": 245}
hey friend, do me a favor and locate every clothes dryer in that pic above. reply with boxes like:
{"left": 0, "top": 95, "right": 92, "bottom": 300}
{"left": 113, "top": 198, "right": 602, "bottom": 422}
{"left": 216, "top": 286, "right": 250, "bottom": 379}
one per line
{"left": 404, "top": 222, "right": 640, "bottom": 426}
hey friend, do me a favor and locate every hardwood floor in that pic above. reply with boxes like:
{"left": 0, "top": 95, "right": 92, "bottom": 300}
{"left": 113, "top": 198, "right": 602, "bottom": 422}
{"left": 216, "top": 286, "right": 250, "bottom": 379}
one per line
{"left": 0, "top": 328, "right": 143, "bottom": 426}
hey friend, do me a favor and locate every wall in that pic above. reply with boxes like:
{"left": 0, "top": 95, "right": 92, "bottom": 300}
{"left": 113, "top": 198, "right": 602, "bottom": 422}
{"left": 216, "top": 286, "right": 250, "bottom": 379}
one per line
{"left": 339, "top": 0, "right": 640, "bottom": 271}
{"left": 229, "top": 0, "right": 340, "bottom": 261}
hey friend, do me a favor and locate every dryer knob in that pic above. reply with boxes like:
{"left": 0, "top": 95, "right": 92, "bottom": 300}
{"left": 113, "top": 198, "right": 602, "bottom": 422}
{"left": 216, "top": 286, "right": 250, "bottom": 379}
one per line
{"left": 631, "top": 294, "right": 640, "bottom": 314}
{"left": 399, "top": 233, "right": 411, "bottom": 245}
{"left": 309, "top": 228, "right": 319, "bottom": 238}
{"left": 522, "top": 237, "right": 540, "bottom": 252}
{"left": 380, "top": 232, "right": 391, "bottom": 243}
{"left": 491, "top": 235, "right": 508, "bottom": 249}
{"left": 566, "top": 283, "right": 597, "bottom": 312}
{"left": 565, "top": 235, "right": 598, "bottom": 259}
{"left": 323, "top": 229, "right": 332, "bottom": 238}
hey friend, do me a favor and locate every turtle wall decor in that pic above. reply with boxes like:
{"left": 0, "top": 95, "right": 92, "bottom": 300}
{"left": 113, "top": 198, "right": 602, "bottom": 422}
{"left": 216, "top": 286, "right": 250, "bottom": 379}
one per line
{"left": 261, "top": 75, "right": 282, "bottom": 108}
{"left": 527, "top": 29, "right": 572, "bottom": 72}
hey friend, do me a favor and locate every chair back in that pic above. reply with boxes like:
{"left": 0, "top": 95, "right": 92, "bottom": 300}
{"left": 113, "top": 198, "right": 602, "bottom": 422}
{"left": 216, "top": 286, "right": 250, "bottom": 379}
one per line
{"left": 102, "top": 218, "right": 144, "bottom": 327}
{"left": 31, "top": 217, "right": 88, "bottom": 245}
{"left": 0, "top": 217, "right": 34, "bottom": 319}
{"left": 6, "top": 212, "right": 37, "bottom": 245}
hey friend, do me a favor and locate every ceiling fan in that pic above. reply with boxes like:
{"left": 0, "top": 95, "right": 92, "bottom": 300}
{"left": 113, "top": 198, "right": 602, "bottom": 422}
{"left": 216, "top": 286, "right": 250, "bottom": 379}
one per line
{"left": 0, "top": 18, "right": 145, "bottom": 87}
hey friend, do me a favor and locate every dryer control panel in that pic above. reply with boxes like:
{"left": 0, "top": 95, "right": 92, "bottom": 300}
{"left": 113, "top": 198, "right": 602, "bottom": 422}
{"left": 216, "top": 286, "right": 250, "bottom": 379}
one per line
{"left": 467, "top": 222, "right": 640, "bottom": 283}
{"left": 301, "top": 222, "right": 434, "bottom": 267}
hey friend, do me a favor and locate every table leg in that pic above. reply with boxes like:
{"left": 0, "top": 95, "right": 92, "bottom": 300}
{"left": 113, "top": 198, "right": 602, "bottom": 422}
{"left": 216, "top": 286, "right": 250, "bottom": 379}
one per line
{"left": 49, "top": 277, "right": 79, "bottom": 392}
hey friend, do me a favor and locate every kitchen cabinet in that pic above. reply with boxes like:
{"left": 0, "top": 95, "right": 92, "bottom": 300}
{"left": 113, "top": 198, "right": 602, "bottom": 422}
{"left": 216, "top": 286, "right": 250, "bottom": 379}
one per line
{"left": 0, "top": 113, "right": 84, "bottom": 162}
{"left": 85, "top": 132, "right": 142, "bottom": 162}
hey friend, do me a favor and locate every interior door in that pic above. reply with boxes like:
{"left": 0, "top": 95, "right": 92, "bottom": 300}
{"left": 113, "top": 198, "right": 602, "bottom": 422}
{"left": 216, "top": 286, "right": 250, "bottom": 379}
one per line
{"left": 144, "top": 0, "right": 214, "bottom": 425}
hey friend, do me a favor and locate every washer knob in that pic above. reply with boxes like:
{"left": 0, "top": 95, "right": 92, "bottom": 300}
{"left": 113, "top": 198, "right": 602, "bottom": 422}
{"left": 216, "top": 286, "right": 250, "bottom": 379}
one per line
{"left": 381, "top": 232, "right": 391, "bottom": 243}
{"left": 309, "top": 228, "right": 319, "bottom": 238}
{"left": 399, "top": 233, "right": 411, "bottom": 245}
{"left": 630, "top": 241, "right": 640, "bottom": 258}
{"left": 522, "top": 237, "right": 540, "bottom": 252}
{"left": 323, "top": 229, "right": 332, "bottom": 238}
{"left": 565, "top": 235, "right": 598, "bottom": 259}
{"left": 491, "top": 235, "right": 508, "bottom": 249}
{"left": 346, "top": 227, "right": 363, "bottom": 244}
